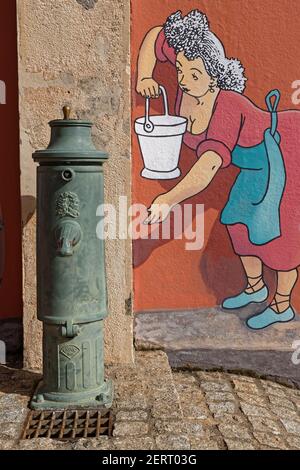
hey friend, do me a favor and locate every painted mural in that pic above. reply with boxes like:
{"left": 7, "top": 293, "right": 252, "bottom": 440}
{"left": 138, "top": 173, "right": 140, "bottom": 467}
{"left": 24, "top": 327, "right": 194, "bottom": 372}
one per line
{"left": 132, "top": 0, "right": 300, "bottom": 362}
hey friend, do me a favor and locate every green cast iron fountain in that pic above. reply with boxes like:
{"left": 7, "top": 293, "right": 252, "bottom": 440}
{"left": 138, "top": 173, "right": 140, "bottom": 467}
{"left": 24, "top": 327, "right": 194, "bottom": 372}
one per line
{"left": 30, "top": 106, "right": 113, "bottom": 410}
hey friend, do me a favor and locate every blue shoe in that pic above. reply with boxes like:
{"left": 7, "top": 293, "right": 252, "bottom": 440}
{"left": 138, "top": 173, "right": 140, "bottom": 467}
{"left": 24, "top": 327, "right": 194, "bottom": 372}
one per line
{"left": 222, "top": 286, "right": 268, "bottom": 310}
{"left": 247, "top": 306, "right": 295, "bottom": 330}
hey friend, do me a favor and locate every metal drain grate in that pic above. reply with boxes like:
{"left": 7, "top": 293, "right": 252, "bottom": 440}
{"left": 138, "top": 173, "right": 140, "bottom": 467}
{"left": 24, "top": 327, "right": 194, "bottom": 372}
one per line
{"left": 21, "top": 409, "right": 114, "bottom": 440}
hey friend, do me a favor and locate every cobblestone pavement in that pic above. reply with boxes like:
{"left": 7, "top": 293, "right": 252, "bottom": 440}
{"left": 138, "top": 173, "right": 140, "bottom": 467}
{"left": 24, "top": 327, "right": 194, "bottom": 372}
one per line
{"left": 0, "top": 351, "right": 300, "bottom": 450}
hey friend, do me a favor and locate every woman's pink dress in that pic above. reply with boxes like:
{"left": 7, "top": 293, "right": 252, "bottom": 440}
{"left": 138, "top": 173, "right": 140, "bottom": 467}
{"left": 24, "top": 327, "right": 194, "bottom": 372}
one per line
{"left": 155, "top": 29, "right": 300, "bottom": 271}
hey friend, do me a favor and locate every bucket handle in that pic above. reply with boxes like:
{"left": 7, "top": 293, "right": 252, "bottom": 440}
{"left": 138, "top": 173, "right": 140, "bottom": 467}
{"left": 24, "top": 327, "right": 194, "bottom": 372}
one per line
{"left": 143, "top": 85, "right": 169, "bottom": 133}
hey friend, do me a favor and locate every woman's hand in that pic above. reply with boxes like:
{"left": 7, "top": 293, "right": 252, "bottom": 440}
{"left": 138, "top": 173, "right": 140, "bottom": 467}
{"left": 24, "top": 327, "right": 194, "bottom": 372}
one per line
{"left": 144, "top": 193, "right": 174, "bottom": 224}
{"left": 136, "top": 77, "right": 160, "bottom": 98}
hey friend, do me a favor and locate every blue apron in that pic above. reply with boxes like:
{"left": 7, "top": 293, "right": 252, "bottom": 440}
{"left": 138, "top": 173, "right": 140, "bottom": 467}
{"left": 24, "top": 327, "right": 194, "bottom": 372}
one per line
{"left": 220, "top": 90, "right": 286, "bottom": 245}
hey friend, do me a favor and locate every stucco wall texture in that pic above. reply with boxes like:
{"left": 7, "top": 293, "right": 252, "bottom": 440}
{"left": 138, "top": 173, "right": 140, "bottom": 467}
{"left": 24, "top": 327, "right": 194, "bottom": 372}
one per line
{"left": 17, "top": 0, "right": 133, "bottom": 369}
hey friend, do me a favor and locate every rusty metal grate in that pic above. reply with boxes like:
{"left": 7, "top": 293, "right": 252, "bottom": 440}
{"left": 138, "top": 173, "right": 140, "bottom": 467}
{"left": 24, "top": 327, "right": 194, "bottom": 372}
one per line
{"left": 21, "top": 409, "right": 114, "bottom": 440}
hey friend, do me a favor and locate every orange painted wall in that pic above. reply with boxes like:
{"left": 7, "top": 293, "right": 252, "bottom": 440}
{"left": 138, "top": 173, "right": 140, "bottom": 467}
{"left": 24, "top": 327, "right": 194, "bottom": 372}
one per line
{"left": 0, "top": 1, "right": 23, "bottom": 319}
{"left": 131, "top": 0, "right": 300, "bottom": 312}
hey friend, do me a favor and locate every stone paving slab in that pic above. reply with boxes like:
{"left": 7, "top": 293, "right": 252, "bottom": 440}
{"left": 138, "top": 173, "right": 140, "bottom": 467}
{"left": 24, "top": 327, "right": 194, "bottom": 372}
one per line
{"left": 0, "top": 351, "right": 299, "bottom": 450}
{"left": 134, "top": 310, "right": 300, "bottom": 385}
{"left": 135, "top": 309, "right": 300, "bottom": 351}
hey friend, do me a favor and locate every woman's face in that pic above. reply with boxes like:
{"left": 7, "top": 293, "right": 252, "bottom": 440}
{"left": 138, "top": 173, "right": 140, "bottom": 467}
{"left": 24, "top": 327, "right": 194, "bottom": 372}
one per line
{"left": 176, "top": 52, "right": 214, "bottom": 98}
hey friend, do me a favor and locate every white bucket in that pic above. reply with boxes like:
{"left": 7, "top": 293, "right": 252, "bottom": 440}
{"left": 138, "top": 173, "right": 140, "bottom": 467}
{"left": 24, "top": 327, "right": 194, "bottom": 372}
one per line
{"left": 135, "top": 86, "right": 187, "bottom": 179}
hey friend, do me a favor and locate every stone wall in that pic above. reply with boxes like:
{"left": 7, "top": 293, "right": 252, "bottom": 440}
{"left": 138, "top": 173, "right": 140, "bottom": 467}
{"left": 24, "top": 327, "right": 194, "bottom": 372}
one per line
{"left": 17, "top": 0, "right": 133, "bottom": 369}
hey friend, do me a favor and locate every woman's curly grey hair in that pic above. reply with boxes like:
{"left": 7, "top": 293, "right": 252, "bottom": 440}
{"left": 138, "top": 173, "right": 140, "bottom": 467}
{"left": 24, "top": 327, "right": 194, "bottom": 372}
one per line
{"left": 164, "top": 10, "right": 246, "bottom": 93}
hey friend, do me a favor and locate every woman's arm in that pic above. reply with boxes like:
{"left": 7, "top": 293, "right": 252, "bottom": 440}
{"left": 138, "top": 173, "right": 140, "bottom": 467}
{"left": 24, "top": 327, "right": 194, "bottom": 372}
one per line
{"left": 145, "top": 151, "right": 222, "bottom": 224}
{"left": 136, "top": 26, "right": 162, "bottom": 98}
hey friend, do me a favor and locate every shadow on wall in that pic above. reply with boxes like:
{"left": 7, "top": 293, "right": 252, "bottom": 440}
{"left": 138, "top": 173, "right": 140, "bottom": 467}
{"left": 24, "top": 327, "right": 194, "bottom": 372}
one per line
{"left": 21, "top": 196, "right": 36, "bottom": 227}
{"left": 76, "top": 0, "right": 98, "bottom": 10}
{"left": 0, "top": 318, "right": 23, "bottom": 368}
{"left": 0, "top": 364, "right": 41, "bottom": 396}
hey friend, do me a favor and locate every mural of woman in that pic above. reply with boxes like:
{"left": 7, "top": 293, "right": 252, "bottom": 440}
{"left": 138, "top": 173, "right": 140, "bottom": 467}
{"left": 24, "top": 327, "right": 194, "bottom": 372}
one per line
{"left": 136, "top": 9, "right": 300, "bottom": 330}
